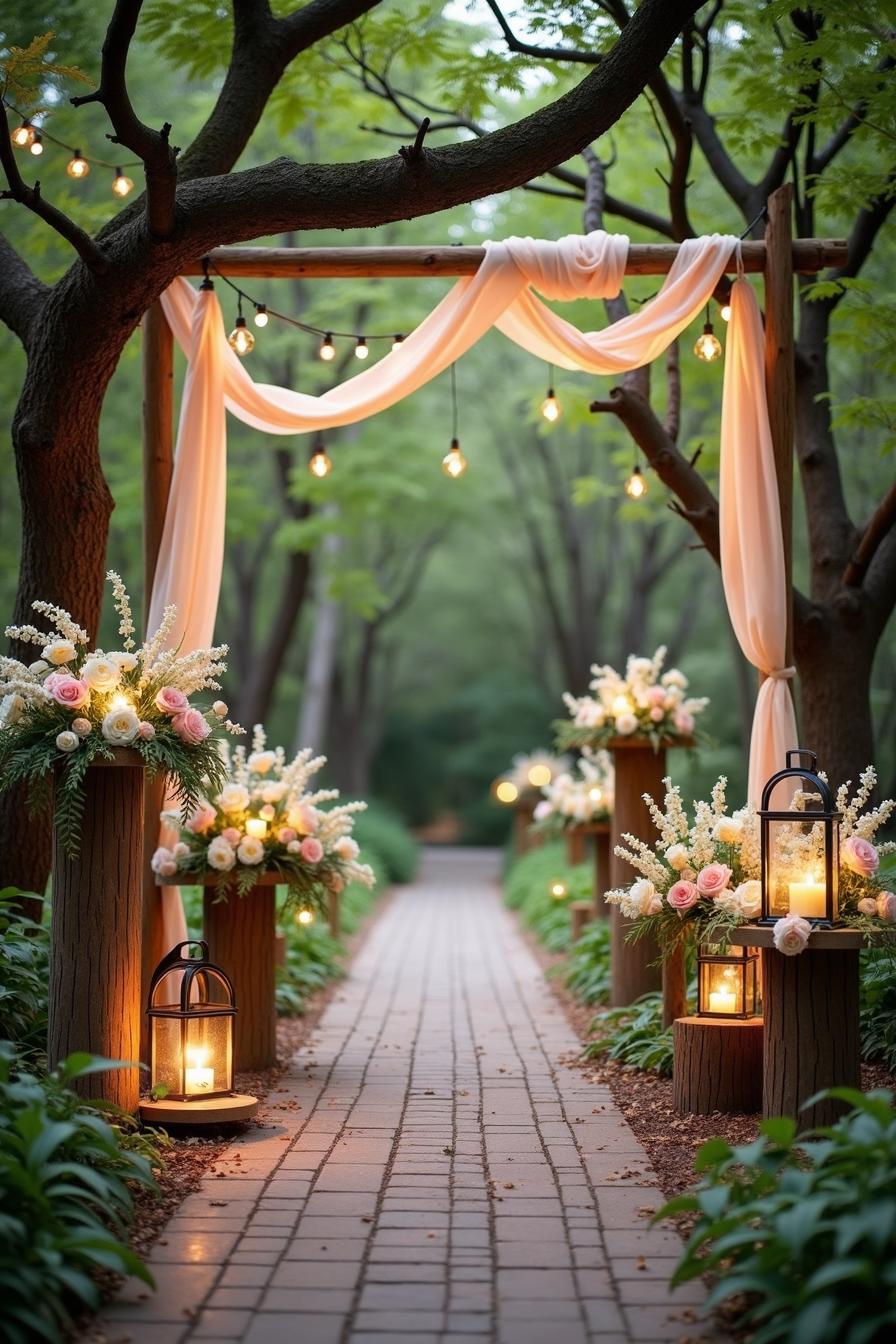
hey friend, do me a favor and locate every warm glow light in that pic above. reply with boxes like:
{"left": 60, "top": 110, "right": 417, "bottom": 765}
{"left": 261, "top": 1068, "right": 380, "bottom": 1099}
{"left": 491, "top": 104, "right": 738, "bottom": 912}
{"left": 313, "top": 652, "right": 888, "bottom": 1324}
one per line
{"left": 309, "top": 443, "right": 333, "bottom": 478}
{"left": 708, "top": 987, "right": 737, "bottom": 1013}
{"left": 540, "top": 390, "right": 561, "bottom": 422}
{"left": 527, "top": 763, "right": 553, "bottom": 788}
{"left": 788, "top": 871, "right": 826, "bottom": 919}
{"left": 442, "top": 438, "right": 467, "bottom": 478}
{"left": 694, "top": 322, "right": 722, "bottom": 362}
{"left": 228, "top": 317, "right": 255, "bottom": 356}
{"left": 254, "top": 304, "right": 269, "bottom": 327}
{"left": 297, "top": 908, "right": 314, "bottom": 925}
{"left": 185, "top": 1046, "right": 213, "bottom": 1093}
{"left": 588, "top": 787, "right": 603, "bottom": 804}
{"left": 11, "top": 121, "right": 34, "bottom": 148}
{"left": 110, "top": 693, "right": 133, "bottom": 711}
{"left": 549, "top": 880, "right": 568, "bottom": 900}
{"left": 67, "top": 150, "right": 89, "bottom": 178}
{"left": 29, "top": 133, "right": 43, "bottom": 156}
{"left": 720, "top": 302, "right": 732, "bottom": 322}
{"left": 319, "top": 334, "right": 335, "bottom": 361}
{"left": 112, "top": 168, "right": 134, "bottom": 197}
{"left": 392, "top": 334, "right": 404, "bottom": 352}
{"left": 495, "top": 780, "right": 519, "bottom": 804}
{"left": 624, "top": 465, "right": 648, "bottom": 500}
{"left": 245, "top": 817, "right": 268, "bottom": 840}
{"left": 612, "top": 694, "right": 632, "bottom": 716}
{"left": 355, "top": 336, "right": 369, "bottom": 360}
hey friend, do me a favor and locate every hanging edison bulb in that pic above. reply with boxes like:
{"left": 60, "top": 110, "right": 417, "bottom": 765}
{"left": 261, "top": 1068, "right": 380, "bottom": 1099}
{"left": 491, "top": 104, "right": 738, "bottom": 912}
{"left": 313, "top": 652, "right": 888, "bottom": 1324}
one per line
{"left": 253, "top": 304, "right": 269, "bottom": 327}
{"left": 694, "top": 319, "right": 722, "bottom": 362}
{"left": 442, "top": 438, "right": 467, "bottom": 478}
{"left": 66, "top": 149, "right": 90, "bottom": 178}
{"left": 720, "top": 302, "right": 732, "bottom": 322}
{"left": 296, "top": 906, "right": 315, "bottom": 926}
{"left": 540, "top": 387, "right": 562, "bottom": 422}
{"left": 309, "top": 438, "right": 333, "bottom": 479}
{"left": 391, "top": 334, "right": 404, "bottom": 353}
{"left": 11, "top": 120, "right": 35, "bottom": 148}
{"left": 29, "top": 132, "right": 43, "bottom": 156}
{"left": 624, "top": 465, "right": 648, "bottom": 500}
{"left": 319, "top": 333, "right": 336, "bottom": 361}
{"left": 355, "top": 336, "right": 369, "bottom": 360}
{"left": 112, "top": 167, "right": 134, "bottom": 197}
{"left": 228, "top": 310, "right": 255, "bottom": 356}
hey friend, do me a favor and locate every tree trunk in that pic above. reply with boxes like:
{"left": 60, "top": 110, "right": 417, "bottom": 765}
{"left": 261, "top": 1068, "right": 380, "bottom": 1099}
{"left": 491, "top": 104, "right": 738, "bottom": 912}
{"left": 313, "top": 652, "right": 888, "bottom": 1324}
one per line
{"left": 673, "top": 1017, "right": 763, "bottom": 1115}
{"left": 296, "top": 520, "right": 343, "bottom": 753}
{"left": 49, "top": 752, "right": 144, "bottom": 1112}
{"left": 203, "top": 884, "right": 277, "bottom": 1071}
{"left": 796, "top": 601, "right": 877, "bottom": 790}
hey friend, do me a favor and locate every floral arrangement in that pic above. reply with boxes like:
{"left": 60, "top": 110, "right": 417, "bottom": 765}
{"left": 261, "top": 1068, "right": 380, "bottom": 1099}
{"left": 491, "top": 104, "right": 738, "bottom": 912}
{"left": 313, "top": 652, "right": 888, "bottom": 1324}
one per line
{"left": 0, "top": 573, "right": 238, "bottom": 854}
{"left": 495, "top": 749, "right": 570, "bottom": 802}
{"left": 532, "top": 748, "right": 614, "bottom": 833}
{"left": 151, "top": 724, "right": 375, "bottom": 917}
{"left": 605, "top": 768, "right": 896, "bottom": 956}
{"left": 556, "top": 646, "right": 708, "bottom": 752}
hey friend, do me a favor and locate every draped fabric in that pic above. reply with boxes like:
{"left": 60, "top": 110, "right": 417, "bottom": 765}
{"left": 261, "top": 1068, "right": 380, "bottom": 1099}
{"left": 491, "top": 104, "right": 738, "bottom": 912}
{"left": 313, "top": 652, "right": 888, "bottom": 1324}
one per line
{"left": 148, "top": 230, "right": 796, "bottom": 931}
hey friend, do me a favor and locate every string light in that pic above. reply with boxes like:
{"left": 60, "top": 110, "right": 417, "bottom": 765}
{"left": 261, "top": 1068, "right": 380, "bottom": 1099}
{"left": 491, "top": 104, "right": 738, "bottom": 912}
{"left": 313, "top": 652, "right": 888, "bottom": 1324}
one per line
{"left": 319, "top": 333, "right": 336, "bottom": 361}
{"left": 11, "top": 120, "right": 35, "bottom": 148}
{"left": 355, "top": 336, "right": 369, "bottom": 360}
{"left": 228, "top": 297, "right": 255, "bottom": 356}
{"left": 29, "top": 132, "right": 43, "bottom": 156}
{"left": 495, "top": 779, "right": 519, "bottom": 804}
{"left": 66, "top": 149, "right": 89, "bottom": 179}
{"left": 720, "top": 302, "right": 732, "bottom": 322}
{"left": 253, "top": 303, "right": 269, "bottom": 328}
{"left": 296, "top": 907, "right": 315, "bottom": 926}
{"left": 549, "top": 879, "right": 569, "bottom": 900}
{"left": 309, "top": 436, "right": 333, "bottom": 478}
{"left": 694, "top": 304, "right": 722, "bottom": 362}
{"left": 391, "top": 334, "right": 404, "bottom": 352}
{"left": 540, "top": 364, "right": 561, "bottom": 421}
{"left": 624, "top": 464, "right": 648, "bottom": 499}
{"left": 112, "top": 167, "right": 134, "bottom": 198}
{"left": 442, "top": 364, "right": 468, "bottom": 478}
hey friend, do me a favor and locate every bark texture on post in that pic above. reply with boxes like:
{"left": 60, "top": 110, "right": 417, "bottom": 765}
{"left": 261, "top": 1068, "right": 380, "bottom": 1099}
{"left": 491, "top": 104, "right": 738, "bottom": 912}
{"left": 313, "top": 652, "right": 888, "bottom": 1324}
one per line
{"left": 204, "top": 885, "right": 277, "bottom": 1071}
{"left": 570, "top": 900, "right": 592, "bottom": 943}
{"left": 566, "top": 828, "right": 587, "bottom": 865}
{"left": 514, "top": 801, "right": 538, "bottom": 856}
{"left": 662, "top": 944, "right": 688, "bottom": 1028}
{"left": 49, "top": 752, "right": 145, "bottom": 1111}
{"left": 673, "top": 1016, "right": 763, "bottom": 1115}
{"left": 761, "top": 945, "right": 860, "bottom": 1127}
{"left": 327, "top": 887, "right": 341, "bottom": 939}
{"left": 594, "top": 825, "right": 611, "bottom": 919}
{"left": 609, "top": 743, "right": 666, "bottom": 1005}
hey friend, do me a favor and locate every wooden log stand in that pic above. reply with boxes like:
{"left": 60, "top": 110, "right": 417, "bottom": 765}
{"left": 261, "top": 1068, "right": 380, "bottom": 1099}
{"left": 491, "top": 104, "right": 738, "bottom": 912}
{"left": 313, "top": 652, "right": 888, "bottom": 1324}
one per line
{"left": 49, "top": 750, "right": 145, "bottom": 1112}
{"left": 202, "top": 871, "right": 281, "bottom": 1072}
{"left": 513, "top": 799, "right": 539, "bottom": 856}
{"left": 565, "top": 827, "right": 588, "bottom": 866}
{"left": 730, "top": 926, "right": 862, "bottom": 1128}
{"left": 673, "top": 1016, "right": 763, "bottom": 1115}
{"left": 565, "top": 821, "right": 612, "bottom": 918}
{"left": 569, "top": 900, "right": 593, "bottom": 943}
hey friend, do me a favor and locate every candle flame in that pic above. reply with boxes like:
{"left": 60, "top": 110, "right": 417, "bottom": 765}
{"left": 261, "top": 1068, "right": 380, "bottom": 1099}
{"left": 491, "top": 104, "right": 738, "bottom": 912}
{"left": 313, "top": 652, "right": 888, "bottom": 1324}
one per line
{"left": 186, "top": 1046, "right": 208, "bottom": 1068}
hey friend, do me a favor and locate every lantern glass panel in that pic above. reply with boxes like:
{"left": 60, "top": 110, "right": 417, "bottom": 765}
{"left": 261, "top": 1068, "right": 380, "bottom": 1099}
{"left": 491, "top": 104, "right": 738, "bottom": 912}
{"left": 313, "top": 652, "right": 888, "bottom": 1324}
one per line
{"left": 184, "top": 1014, "right": 232, "bottom": 1095}
{"left": 151, "top": 1015, "right": 184, "bottom": 1098}
{"left": 697, "top": 944, "right": 759, "bottom": 1018}
{"left": 765, "top": 816, "right": 838, "bottom": 921}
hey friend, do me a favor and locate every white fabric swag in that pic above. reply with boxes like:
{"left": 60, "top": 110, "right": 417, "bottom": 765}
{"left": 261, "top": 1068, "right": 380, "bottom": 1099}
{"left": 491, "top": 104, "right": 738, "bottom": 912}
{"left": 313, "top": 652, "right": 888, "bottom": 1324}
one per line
{"left": 150, "top": 229, "right": 796, "bottom": 942}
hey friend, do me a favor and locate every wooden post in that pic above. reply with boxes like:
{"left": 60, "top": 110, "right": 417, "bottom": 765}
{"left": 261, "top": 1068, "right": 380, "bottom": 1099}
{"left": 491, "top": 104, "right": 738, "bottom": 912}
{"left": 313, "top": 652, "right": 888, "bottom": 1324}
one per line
{"left": 275, "top": 930, "right": 287, "bottom": 967}
{"left": 609, "top": 742, "right": 666, "bottom": 1005}
{"left": 763, "top": 185, "right": 796, "bottom": 676}
{"left": 49, "top": 752, "right": 145, "bottom": 1111}
{"left": 593, "top": 823, "right": 611, "bottom": 919}
{"left": 514, "top": 800, "right": 538, "bottom": 856}
{"left": 662, "top": 945, "right": 688, "bottom": 1028}
{"left": 566, "top": 827, "right": 587, "bottom": 865}
{"left": 327, "top": 887, "right": 341, "bottom": 938}
{"left": 569, "top": 900, "right": 593, "bottom": 944}
{"left": 141, "top": 303, "right": 175, "bottom": 1065}
{"left": 203, "top": 877, "right": 278, "bottom": 1071}
{"left": 673, "top": 1017, "right": 763, "bottom": 1115}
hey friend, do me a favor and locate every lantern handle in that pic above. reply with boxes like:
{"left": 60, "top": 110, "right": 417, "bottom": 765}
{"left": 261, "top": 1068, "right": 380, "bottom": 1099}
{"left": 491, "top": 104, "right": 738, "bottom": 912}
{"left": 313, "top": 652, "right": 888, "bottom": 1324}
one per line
{"left": 786, "top": 748, "right": 817, "bottom": 772}
{"left": 147, "top": 940, "right": 212, "bottom": 1009}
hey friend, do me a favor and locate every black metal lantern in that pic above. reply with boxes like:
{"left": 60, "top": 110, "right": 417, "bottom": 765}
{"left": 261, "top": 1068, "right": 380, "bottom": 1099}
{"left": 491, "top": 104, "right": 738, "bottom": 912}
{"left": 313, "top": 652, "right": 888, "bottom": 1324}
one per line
{"left": 697, "top": 943, "right": 760, "bottom": 1018}
{"left": 759, "top": 748, "right": 841, "bottom": 925}
{"left": 147, "top": 941, "right": 235, "bottom": 1101}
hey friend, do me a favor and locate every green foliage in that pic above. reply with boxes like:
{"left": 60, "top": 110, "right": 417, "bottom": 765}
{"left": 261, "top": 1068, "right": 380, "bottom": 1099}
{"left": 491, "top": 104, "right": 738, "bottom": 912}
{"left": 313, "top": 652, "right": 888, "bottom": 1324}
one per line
{"left": 353, "top": 803, "right": 419, "bottom": 885}
{"left": 564, "top": 918, "right": 611, "bottom": 1006}
{"left": 0, "top": 1044, "right": 161, "bottom": 1342}
{"left": 582, "top": 992, "right": 677, "bottom": 1076}
{"left": 0, "top": 889, "right": 49, "bottom": 1054}
{"left": 504, "top": 843, "right": 592, "bottom": 953}
{"left": 276, "top": 870, "right": 379, "bottom": 1016}
{"left": 657, "top": 1090, "right": 896, "bottom": 1344}
{"left": 859, "top": 951, "right": 896, "bottom": 1074}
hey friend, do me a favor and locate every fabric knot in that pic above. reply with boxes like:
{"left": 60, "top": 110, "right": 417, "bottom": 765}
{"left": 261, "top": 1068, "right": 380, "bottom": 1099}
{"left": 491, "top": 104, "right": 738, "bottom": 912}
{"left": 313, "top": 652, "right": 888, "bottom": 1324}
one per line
{"left": 497, "top": 230, "right": 629, "bottom": 301}
{"left": 769, "top": 666, "right": 796, "bottom": 680}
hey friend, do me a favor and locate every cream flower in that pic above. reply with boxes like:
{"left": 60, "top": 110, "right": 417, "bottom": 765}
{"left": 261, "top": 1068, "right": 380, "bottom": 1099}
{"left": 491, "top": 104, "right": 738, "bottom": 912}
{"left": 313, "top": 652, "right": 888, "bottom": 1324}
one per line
{"left": 333, "top": 836, "right": 360, "bottom": 862}
{"left": 81, "top": 656, "right": 121, "bottom": 692}
{"left": 101, "top": 705, "right": 140, "bottom": 746}
{"left": 207, "top": 836, "right": 236, "bottom": 871}
{"left": 0, "top": 693, "right": 25, "bottom": 727}
{"left": 28, "top": 659, "right": 48, "bottom": 674}
{"left": 615, "top": 712, "right": 638, "bottom": 735}
{"left": 72, "top": 717, "right": 92, "bottom": 737}
{"left": 218, "top": 783, "right": 251, "bottom": 814}
{"left": 108, "top": 651, "right": 138, "bottom": 673}
{"left": 248, "top": 749, "right": 277, "bottom": 774}
{"left": 713, "top": 816, "right": 744, "bottom": 845}
{"left": 237, "top": 835, "right": 265, "bottom": 865}
{"left": 42, "top": 639, "right": 77, "bottom": 665}
{"left": 630, "top": 878, "right": 662, "bottom": 916}
{"left": 733, "top": 880, "right": 761, "bottom": 919}
{"left": 665, "top": 843, "right": 689, "bottom": 871}
{"left": 212, "top": 700, "right": 228, "bottom": 718}
{"left": 55, "top": 730, "right": 79, "bottom": 753}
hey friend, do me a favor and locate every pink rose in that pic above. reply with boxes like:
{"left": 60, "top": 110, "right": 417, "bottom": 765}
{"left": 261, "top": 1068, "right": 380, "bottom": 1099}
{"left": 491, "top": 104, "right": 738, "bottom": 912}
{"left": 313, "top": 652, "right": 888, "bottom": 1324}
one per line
{"left": 842, "top": 835, "right": 879, "bottom": 878}
{"left": 667, "top": 880, "right": 699, "bottom": 916}
{"left": 260, "top": 804, "right": 276, "bottom": 820}
{"left": 649, "top": 706, "right": 664, "bottom": 722}
{"left": 171, "top": 707, "right": 211, "bottom": 746}
{"left": 876, "top": 892, "right": 896, "bottom": 923}
{"left": 154, "top": 685, "right": 189, "bottom": 715}
{"left": 646, "top": 686, "right": 666, "bottom": 707}
{"left": 674, "top": 710, "right": 695, "bottom": 735}
{"left": 47, "top": 674, "right": 90, "bottom": 710}
{"left": 221, "top": 827, "right": 241, "bottom": 845}
{"left": 696, "top": 863, "right": 733, "bottom": 898}
{"left": 138, "top": 720, "right": 155, "bottom": 741}
{"left": 300, "top": 836, "right": 324, "bottom": 864}
{"left": 857, "top": 897, "right": 878, "bottom": 917}
{"left": 773, "top": 914, "right": 811, "bottom": 956}
{"left": 186, "top": 801, "right": 217, "bottom": 834}
{"left": 278, "top": 827, "right": 297, "bottom": 844}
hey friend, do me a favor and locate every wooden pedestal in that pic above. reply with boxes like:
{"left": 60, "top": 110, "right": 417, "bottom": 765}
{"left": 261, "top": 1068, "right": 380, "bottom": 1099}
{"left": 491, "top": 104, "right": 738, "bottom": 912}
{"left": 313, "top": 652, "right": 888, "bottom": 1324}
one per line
{"left": 594, "top": 825, "right": 610, "bottom": 918}
{"left": 203, "top": 874, "right": 279, "bottom": 1072}
{"left": 569, "top": 900, "right": 593, "bottom": 943}
{"left": 673, "top": 1016, "right": 763, "bottom": 1115}
{"left": 327, "top": 887, "right": 341, "bottom": 938}
{"left": 49, "top": 750, "right": 145, "bottom": 1112}
{"left": 609, "top": 741, "right": 670, "bottom": 1006}
{"left": 730, "top": 927, "right": 862, "bottom": 1127}
{"left": 139, "top": 1092, "right": 259, "bottom": 1127}
{"left": 565, "top": 828, "right": 587, "bottom": 865}
{"left": 514, "top": 800, "right": 538, "bottom": 855}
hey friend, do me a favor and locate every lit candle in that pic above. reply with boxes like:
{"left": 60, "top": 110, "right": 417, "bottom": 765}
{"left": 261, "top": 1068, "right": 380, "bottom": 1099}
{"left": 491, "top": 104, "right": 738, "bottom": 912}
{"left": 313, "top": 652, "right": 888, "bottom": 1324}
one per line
{"left": 708, "top": 988, "right": 737, "bottom": 1014}
{"left": 788, "top": 873, "right": 826, "bottom": 919}
{"left": 612, "top": 694, "right": 632, "bottom": 715}
{"left": 245, "top": 817, "right": 268, "bottom": 840}
{"left": 185, "top": 1047, "right": 213, "bottom": 1094}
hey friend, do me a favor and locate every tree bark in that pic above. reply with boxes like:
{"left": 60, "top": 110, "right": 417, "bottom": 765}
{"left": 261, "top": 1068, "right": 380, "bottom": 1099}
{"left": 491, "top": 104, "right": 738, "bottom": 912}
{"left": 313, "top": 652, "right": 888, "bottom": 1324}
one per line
{"left": 203, "top": 884, "right": 277, "bottom": 1072}
{"left": 673, "top": 1017, "right": 763, "bottom": 1115}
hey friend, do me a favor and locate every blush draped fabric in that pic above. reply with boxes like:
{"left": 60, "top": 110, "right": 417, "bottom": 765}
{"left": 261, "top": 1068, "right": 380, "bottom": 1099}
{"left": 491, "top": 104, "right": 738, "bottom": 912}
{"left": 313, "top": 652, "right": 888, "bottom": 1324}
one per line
{"left": 149, "top": 231, "right": 796, "bottom": 938}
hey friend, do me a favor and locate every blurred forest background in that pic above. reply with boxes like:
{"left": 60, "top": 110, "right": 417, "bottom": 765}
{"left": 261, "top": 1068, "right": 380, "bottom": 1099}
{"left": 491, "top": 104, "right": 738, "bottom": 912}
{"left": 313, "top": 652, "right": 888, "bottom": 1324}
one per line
{"left": 1, "top": 0, "right": 893, "bottom": 843}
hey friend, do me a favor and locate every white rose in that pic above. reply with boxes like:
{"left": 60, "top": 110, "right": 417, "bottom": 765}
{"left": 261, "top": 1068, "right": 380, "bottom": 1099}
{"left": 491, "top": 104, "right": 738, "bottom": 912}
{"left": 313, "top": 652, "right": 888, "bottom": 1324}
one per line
{"left": 261, "top": 782, "right": 288, "bottom": 803}
{"left": 772, "top": 914, "right": 812, "bottom": 956}
{"left": 334, "top": 836, "right": 359, "bottom": 862}
{"left": 42, "top": 639, "right": 77, "bottom": 665}
{"left": 28, "top": 659, "right": 48, "bottom": 674}
{"left": 159, "top": 859, "right": 177, "bottom": 878}
{"left": 237, "top": 836, "right": 265, "bottom": 865}
{"left": 630, "top": 879, "right": 659, "bottom": 916}
{"left": 661, "top": 669, "right": 688, "bottom": 689}
{"left": 615, "top": 712, "right": 638, "bottom": 735}
{"left": 72, "top": 717, "right": 92, "bottom": 737}
{"left": 174, "top": 841, "right": 190, "bottom": 858}
{"left": 733, "top": 880, "right": 761, "bottom": 919}
{"left": 207, "top": 836, "right": 236, "bottom": 871}
{"left": 218, "top": 783, "right": 250, "bottom": 813}
{"left": 713, "top": 816, "right": 744, "bottom": 845}
{"left": 101, "top": 705, "right": 140, "bottom": 745}
{"left": 287, "top": 839, "right": 301, "bottom": 854}
{"left": 81, "top": 656, "right": 121, "bottom": 692}
{"left": 0, "top": 693, "right": 25, "bottom": 727}
{"left": 212, "top": 700, "right": 228, "bottom": 718}
{"left": 55, "top": 730, "right": 79, "bottom": 753}
{"left": 665, "top": 844, "right": 689, "bottom": 871}
{"left": 248, "top": 750, "right": 276, "bottom": 775}
{"left": 150, "top": 845, "right": 174, "bottom": 874}
{"left": 108, "top": 652, "right": 138, "bottom": 673}
{"left": 713, "top": 888, "right": 741, "bottom": 917}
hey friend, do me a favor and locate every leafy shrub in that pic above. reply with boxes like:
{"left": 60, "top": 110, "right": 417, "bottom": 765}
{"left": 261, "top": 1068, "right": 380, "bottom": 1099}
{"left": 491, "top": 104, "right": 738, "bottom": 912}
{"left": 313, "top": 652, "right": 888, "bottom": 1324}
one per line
{"left": 858, "top": 951, "right": 896, "bottom": 1072}
{"left": 504, "top": 843, "right": 593, "bottom": 953}
{"left": 583, "top": 992, "right": 676, "bottom": 1075}
{"left": 0, "top": 888, "right": 49, "bottom": 1054}
{"left": 565, "top": 919, "right": 611, "bottom": 1005}
{"left": 658, "top": 1090, "right": 896, "bottom": 1344}
{"left": 0, "top": 1045, "right": 161, "bottom": 1342}
{"left": 353, "top": 802, "right": 419, "bottom": 885}
{"left": 275, "top": 871, "right": 379, "bottom": 1016}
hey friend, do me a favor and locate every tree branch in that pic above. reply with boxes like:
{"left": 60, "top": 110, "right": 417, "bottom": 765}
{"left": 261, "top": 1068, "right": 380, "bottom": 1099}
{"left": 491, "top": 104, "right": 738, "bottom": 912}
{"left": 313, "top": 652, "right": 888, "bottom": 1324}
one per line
{"left": 0, "top": 231, "right": 49, "bottom": 347}
{"left": 71, "top": 0, "right": 180, "bottom": 239}
{"left": 484, "top": 0, "right": 601, "bottom": 65}
{"left": 843, "top": 481, "right": 896, "bottom": 588}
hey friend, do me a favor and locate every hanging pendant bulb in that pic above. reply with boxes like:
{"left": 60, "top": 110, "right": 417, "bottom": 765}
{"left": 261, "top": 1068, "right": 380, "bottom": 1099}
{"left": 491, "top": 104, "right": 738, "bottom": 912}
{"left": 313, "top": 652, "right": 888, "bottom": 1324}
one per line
{"left": 29, "top": 132, "right": 43, "bottom": 156}
{"left": 296, "top": 906, "right": 315, "bottom": 926}
{"left": 540, "top": 388, "right": 561, "bottom": 422}
{"left": 228, "top": 315, "right": 255, "bottom": 356}
{"left": 254, "top": 304, "right": 269, "bottom": 328}
{"left": 11, "top": 120, "right": 35, "bottom": 148}
{"left": 112, "top": 167, "right": 134, "bottom": 197}
{"left": 319, "top": 333, "right": 336, "bottom": 361}
{"left": 66, "top": 149, "right": 89, "bottom": 178}
{"left": 391, "top": 334, "right": 404, "bottom": 353}
{"left": 624, "top": 464, "right": 648, "bottom": 500}
{"left": 720, "top": 301, "right": 732, "bottom": 322}
{"left": 694, "top": 305, "right": 722, "bottom": 362}
{"left": 442, "top": 438, "right": 468, "bottom": 478}
{"left": 355, "top": 336, "right": 369, "bottom": 360}
{"left": 309, "top": 438, "right": 333, "bottom": 479}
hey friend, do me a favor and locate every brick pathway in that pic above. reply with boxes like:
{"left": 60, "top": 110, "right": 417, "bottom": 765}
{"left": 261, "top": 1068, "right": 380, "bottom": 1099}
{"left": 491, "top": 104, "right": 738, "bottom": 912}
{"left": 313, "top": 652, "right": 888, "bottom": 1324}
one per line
{"left": 101, "top": 848, "right": 719, "bottom": 1344}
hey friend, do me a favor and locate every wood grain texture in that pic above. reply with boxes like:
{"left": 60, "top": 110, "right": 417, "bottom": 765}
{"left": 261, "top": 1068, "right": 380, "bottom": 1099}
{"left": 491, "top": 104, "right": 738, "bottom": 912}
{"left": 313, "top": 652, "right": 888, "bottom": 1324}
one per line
{"left": 761, "top": 945, "right": 860, "bottom": 1126}
{"left": 594, "top": 826, "right": 611, "bottom": 919}
{"left": 609, "top": 744, "right": 665, "bottom": 1005}
{"left": 49, "top": 755, "right": 145, "bottom": 1111}
{"left": 673, "top": 1017, "right": 763, "bottom": 1115}
{"left": 570, "top": 900, "right": 593, "bottom": 944}
{"left": 203, "top": 885, "right": 277, "bottom": 1071}
{"left": 764, "top": 185, "right": 796, "bottom": 670}
{"left": 662, "top": 944, "right": 688, "bottom": 1029}
{"left": 566, "top": 828, "right": 588, "bottom": 865}
{"left": 327, "top": 887, "right": 341, "bottom": 939}
{"left": 514, "top": 800, "right": 539, "bottom": 856}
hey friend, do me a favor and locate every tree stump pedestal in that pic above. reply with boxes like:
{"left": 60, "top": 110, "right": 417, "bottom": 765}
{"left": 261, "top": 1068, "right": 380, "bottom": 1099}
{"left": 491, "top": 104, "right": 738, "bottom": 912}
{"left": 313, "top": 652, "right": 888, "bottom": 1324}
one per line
{"left": 569, "top": 900, "right": 593, "bottom": 943}
{"left": 673, "top": 1016, "right": 763, "bottom": 1114}
{"left": 729, "top": 926, "right": 862, "bottom": 1127}
{"left": 566, "top": 822, "right": 612, "bottom": 918}
{"left": 513, "top": 799, "right": 539, "bottom": 856}
{"left": 50, "top": 750, "right": 145, "bottom": 1112}
{"left": 201, "top": 872, "right": 282, "bottom": 1072}
{"left": 565, "top": 827, "right": 588, "bottom": 866}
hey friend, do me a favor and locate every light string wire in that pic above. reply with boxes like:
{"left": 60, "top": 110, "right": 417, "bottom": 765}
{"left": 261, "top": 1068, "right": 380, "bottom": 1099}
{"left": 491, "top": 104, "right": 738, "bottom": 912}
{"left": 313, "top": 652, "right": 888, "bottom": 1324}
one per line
{"left": 451, "top": 361, "right": 458, "bottom": 440}
{"left": 2, "top": 95, "right": 141, "bottom": 169}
